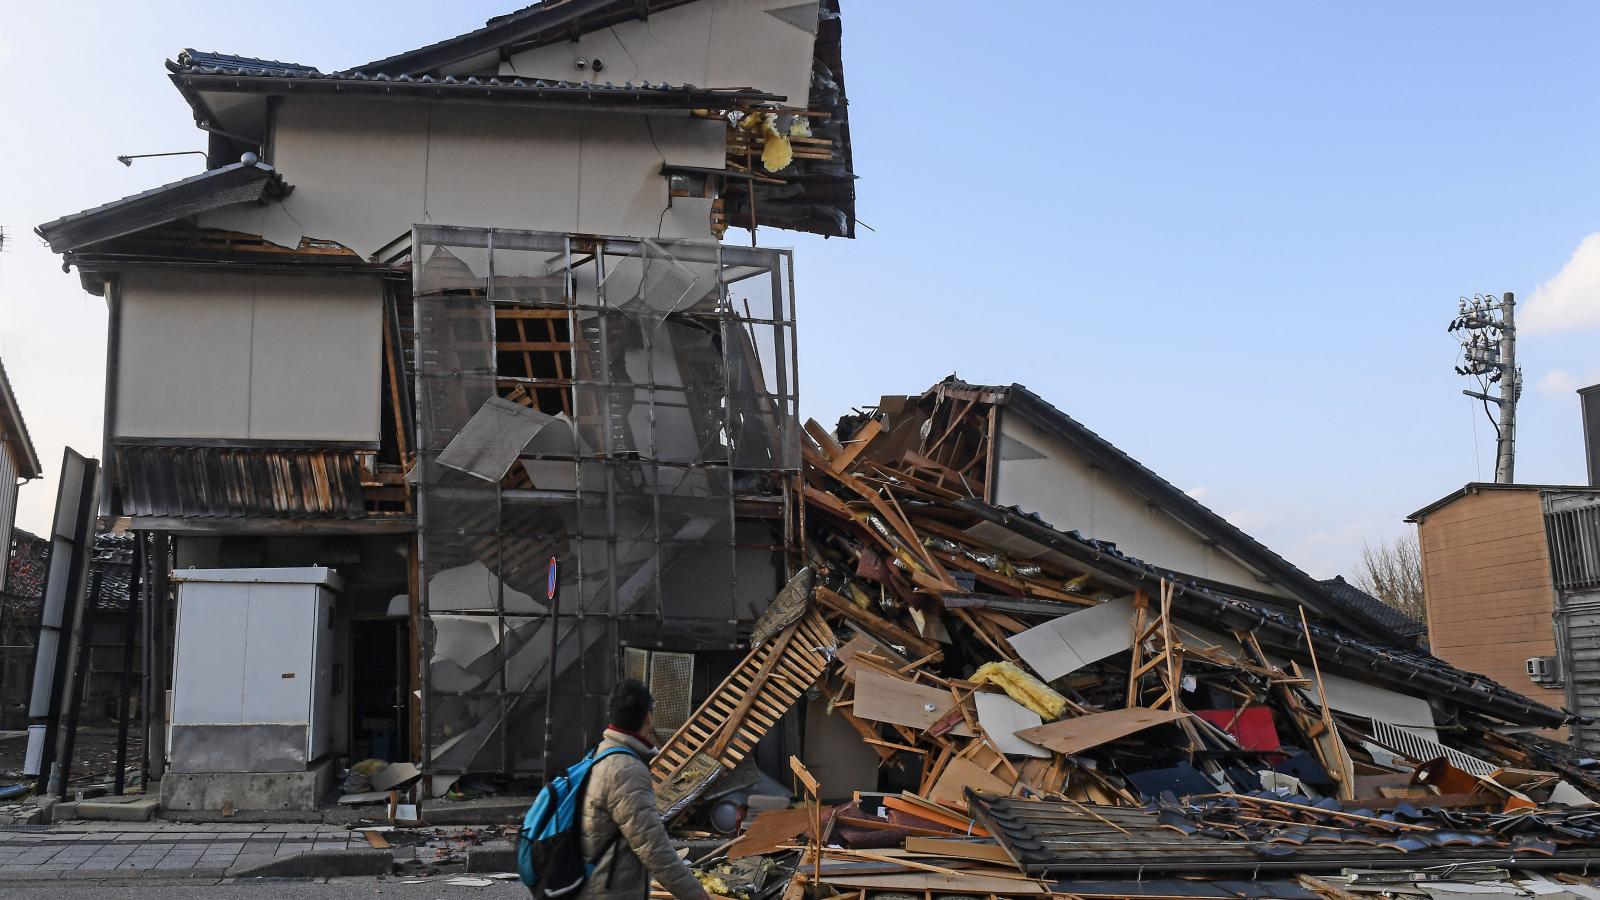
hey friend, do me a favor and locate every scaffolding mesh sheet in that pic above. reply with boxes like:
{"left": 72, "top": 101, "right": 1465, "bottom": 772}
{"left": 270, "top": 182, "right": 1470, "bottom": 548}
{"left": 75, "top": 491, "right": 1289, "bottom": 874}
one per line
{"left": 413, "top": 226, "right": 798, "bottom": 779}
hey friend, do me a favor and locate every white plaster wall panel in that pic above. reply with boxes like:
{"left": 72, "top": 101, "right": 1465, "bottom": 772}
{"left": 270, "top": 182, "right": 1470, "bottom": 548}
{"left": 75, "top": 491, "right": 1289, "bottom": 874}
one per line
{"left": 575, "top": 113, "right": 723, "bottom": 236}
{"left": 992, "top": 414, "right": 1288, "bottom": 597}
{"left": 0, "top": 444, "right": 15, "bottom": 593}
{"left": 245, "top": 276, "right": 383, "bottom": 442}
{"left": 422, "top": 103, "right": 583, "bottom": 238}
{"left": 117, "top": 271, "right": 254, "bottom": 439}
{"left": 1313, "top": 670, "right": 1439, "bottom": 743}
{"left": 203, "top": 101, "right": 430, "bottom": 257}
{"left": 504, "top": 0, "right": 817, "bottom": 109}
{"left": 117, "top": 271, "right": 382, "bottom": 443}
{"left": 208, "top": 99, "right": 726, "bottom": 258}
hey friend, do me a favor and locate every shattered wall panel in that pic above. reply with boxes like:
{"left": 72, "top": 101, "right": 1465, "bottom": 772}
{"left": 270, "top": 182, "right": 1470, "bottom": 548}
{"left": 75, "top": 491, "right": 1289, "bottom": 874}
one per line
{"left": 413, "top": 226, "right": 798, "bottom": 779}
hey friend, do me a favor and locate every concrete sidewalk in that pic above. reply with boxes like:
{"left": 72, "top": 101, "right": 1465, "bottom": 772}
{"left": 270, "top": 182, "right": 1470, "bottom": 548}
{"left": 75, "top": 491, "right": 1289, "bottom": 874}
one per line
{"left": 0, "top": 824, "right": 382, "bottom": 879}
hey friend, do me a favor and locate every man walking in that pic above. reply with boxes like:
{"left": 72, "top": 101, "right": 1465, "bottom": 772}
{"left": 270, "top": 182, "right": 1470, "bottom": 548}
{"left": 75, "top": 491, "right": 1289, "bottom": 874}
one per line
{"left": 578, "top": 679, "right": 712, "bottom": 900}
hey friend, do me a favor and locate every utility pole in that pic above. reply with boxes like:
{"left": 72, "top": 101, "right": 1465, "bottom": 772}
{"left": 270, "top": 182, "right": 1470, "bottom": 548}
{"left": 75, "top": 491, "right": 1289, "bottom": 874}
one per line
{"left": 1450, "top": 292, "right": 1521, "bottom": 483}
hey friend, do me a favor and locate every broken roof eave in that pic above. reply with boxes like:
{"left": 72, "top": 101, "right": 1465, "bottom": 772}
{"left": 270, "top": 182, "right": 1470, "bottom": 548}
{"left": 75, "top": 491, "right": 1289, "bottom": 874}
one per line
{"left": 34, "top": 161, "right": 286, "bottom": 255}
{"left": 963, "top": 380, "right": 1402, "bottom": 644}
{"left": 953, "top": 497, "right": 1571, "bottom": 729}
{"left": 0, "top": 359, "right": 42, "bottom": 480}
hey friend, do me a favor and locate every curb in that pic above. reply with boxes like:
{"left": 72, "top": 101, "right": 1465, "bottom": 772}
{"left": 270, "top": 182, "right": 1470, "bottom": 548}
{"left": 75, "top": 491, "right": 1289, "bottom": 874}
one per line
{"left": 465, "top": 844, "right": 515, "bottom": 873}
{"left": 225, "top": 848, "right": 393, "bottom": 879}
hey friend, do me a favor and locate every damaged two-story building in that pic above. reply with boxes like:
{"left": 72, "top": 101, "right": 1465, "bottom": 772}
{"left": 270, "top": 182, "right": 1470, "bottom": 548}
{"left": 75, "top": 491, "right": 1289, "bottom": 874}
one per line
{"left": 36, "top": 0, "right": 853, "bottom": 810}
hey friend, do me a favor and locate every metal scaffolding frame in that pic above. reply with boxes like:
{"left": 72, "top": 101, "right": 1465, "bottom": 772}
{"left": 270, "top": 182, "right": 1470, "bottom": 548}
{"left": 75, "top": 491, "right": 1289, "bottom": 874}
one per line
{"left": 411, "top": 225, "right": 798, "bottom": 779}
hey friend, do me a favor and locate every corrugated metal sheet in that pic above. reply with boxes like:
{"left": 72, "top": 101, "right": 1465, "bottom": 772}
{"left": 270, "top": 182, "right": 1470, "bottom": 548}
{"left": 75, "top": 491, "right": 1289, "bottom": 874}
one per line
{"left": 116, "top": 445, "right": 367, "bottom": 519}
{"left": 1560, "top": 600, "right": 1600, "bottom": 749}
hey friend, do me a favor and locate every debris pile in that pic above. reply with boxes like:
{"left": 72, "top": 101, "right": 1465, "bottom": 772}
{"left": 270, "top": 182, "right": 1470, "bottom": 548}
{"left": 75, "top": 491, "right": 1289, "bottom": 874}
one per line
{"left": 651, "top": 416, "right": 1600, "bottom": 897}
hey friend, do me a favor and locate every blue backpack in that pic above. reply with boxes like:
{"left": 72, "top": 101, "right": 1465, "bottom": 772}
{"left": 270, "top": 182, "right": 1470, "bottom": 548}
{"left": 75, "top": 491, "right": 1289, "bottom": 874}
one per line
{"left": 517, "top": 746, "right": 637, "bottom": 897}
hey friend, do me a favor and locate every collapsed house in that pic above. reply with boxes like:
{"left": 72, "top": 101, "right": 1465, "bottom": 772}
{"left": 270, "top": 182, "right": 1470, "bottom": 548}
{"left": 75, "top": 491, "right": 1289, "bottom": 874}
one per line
{"left": 641, "top": 384, "right": 1600, "bottom": 898}
{"left": 24, "top": 4, "right": 1600, "bottom": 890}
{"left": 32, "top": 0, "right": 850, "bottom": 810}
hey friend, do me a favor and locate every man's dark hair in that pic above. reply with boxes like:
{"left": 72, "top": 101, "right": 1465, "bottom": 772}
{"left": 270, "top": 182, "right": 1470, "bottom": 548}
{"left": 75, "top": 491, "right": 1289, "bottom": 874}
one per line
{"left": 610, "top": 678, "right": 655, "bottom": 732}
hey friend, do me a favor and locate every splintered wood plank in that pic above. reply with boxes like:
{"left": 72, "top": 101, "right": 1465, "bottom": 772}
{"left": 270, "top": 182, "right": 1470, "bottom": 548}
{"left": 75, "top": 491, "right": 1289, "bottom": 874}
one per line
{"left": 814, "top": 586, "right": 941, "bottom": 659}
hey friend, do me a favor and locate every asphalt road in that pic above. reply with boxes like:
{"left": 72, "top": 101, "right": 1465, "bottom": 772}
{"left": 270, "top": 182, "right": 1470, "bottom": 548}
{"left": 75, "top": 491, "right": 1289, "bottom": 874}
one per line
{"left": 0, "top": 877, "right": 529, "bottom": 898}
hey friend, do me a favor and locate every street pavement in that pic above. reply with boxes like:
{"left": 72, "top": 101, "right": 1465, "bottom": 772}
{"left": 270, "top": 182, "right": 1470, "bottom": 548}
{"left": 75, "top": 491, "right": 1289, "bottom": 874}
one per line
{"left": 0, "top": 878, "right": 529, "bottom": 898}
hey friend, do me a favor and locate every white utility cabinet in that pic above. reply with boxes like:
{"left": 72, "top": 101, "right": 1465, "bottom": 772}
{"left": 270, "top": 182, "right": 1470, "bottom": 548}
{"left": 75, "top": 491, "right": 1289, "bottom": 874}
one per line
{"left": 169, "top": 568, "right": 341, "bottom": 772}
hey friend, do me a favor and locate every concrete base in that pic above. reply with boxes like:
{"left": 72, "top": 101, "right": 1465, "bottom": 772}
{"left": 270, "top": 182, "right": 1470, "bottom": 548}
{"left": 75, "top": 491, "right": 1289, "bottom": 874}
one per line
{"left": 227, "top": 848, "right": 392, "bottom": 879}
{"left": 421, "top": 795, "right": 533, "bottom": 825}
{"left": 70, "top": 796, "right": 160, "bottom": 822}
{"left": 159, "top": 758, "right": 335, "bottom": 813}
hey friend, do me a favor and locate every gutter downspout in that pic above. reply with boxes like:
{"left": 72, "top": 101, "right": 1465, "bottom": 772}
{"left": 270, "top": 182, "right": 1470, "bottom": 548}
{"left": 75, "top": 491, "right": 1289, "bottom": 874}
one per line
{"left": 100, "top": 276, "right": 121, "bottom": 517}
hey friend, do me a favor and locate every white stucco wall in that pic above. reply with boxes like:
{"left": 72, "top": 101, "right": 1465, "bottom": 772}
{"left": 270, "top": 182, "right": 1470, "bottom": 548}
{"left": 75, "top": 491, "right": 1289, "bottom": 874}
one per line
{"left": 116, "top": 271, "right": 384, "bottom": 443}
{"left": 991, "top": 413, "right": 1291, "bottom": 597}
{"left": 503, "top": 0, "right": 818, "bottom": 109}
{"left": 199, "top": 100, "right": 725, "bottom": 258}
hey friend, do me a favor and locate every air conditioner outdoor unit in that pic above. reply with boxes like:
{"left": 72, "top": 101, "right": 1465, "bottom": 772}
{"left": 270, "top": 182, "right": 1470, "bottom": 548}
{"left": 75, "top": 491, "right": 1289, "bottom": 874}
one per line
{"left": 1527, "top": 655, "right": 1562, "bottom": 686}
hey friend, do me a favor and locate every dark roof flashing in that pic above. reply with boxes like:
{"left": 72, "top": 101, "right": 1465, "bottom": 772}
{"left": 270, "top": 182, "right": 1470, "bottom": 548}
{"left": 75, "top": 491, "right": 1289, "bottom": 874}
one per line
{"left": 167, "top": 55, "right": 783, "bottom": 114}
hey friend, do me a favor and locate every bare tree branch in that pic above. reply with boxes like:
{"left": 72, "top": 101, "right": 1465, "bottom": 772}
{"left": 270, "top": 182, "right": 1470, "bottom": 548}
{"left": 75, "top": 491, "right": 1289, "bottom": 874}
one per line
{"left": 1353, "top": 533, "right": 1426, "bottom": 624}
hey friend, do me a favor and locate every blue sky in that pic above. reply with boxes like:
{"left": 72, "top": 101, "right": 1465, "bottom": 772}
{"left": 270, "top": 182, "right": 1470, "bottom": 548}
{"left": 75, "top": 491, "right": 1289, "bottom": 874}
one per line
{"left": 4, "top": 2, "right": 1600, "bottom": 578}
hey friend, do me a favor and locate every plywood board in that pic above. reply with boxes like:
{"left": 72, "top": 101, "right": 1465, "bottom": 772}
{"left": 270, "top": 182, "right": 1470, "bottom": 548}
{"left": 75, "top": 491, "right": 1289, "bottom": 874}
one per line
{"left": 1014, "top": 707, "right": 1187, "bottom": 756}
{"left": 372, "top": 761, "right": 422, "bottom": 791}
{"left": 1006, "top": 596, "right": 1136, "bottom": 681}
{"left": 974, "top": 692, "right": 1049, "bottom": 758}
{"left": 853, "top": 667, "right": 973, "bottom": 737}
{"left": 928, "top": 756, "right": 1014, "bottom": 810}
{"left": 728, "top": 806, "right": 828, "bottom": 859}
{"left": 903, "top": 837, "right": 1014, "bottom": 864}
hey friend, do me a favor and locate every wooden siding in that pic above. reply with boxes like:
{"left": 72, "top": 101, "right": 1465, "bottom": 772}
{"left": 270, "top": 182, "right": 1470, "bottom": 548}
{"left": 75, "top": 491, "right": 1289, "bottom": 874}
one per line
{"left": 1419, "top": 488, "right": 1563, "bottom": 713}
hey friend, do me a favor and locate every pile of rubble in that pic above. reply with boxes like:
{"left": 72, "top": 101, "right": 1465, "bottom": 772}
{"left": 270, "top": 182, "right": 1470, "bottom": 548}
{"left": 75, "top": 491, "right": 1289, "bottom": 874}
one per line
{"left": 648, "top": 417, "right": 1600, "bottom": 899}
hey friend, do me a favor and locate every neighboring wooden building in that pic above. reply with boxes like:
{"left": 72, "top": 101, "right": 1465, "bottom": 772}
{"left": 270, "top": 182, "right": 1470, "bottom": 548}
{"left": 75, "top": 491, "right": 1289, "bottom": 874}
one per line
{"left": 0, "top": 357, "right": 43, "bottom": 596}
{"left": 1408, "top": 483, "right": 1600, "bottom": 745}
